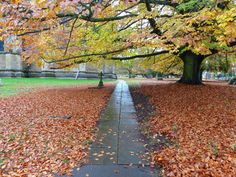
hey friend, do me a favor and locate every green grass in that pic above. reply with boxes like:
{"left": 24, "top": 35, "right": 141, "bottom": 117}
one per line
{"left": 0, "top": 78, "right": 112, "bottom": 97}
{"left": 123, "top": 78, "right": 141, "bottom": 87}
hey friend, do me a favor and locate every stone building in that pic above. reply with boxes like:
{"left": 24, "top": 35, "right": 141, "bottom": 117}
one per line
{"left": 0, "top": 41, "right": 117, "bottom": 79}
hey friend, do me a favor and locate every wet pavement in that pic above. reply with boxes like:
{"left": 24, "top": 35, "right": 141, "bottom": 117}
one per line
{"left": 59, "top": 80, "right": 160, "bottom": 177}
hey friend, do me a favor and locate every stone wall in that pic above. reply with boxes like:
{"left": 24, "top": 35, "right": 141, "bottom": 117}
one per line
{"left": 0, "top": 53, "right": 24, "bottom": 77}
{"left": 0, "top": 53, "right": 117, "bottom": 79}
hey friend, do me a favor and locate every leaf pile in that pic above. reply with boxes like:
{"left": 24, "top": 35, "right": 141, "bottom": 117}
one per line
{"left": 0, "top": 85, "right": 114, "bottom": 176}
{"left": 138, "top": 83, "right": 236, "bottom": 176}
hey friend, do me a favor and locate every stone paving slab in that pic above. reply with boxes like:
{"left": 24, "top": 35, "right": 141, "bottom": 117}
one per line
{"left": 92, "top": 130, "right": 118, "bottom": 148}
{"left": 121, "top": 108, "right": 136, "bottom": 113}
{"left": 119, "top": 124, "right": 140, "bottom": 134}
{"left": 102, "top": 108, "right": 120, "bottom": 117}
{"left": 62, "top": 165, "right": 160, "bottom": 177}
{"left": 89, "top": 147, "right": 117, "bottom": 165}
{"left": 120, "top": 112, "right": 137, "bottom": 119}
{"left": 120, "top": 118, "right": 138, "bottom": 125}
{"left": 95, "top": 120, "right": 119, "bottom": 133}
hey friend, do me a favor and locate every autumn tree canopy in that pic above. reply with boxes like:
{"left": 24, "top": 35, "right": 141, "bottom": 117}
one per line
{"left": 1, "top": 0, "right": 236, "bottom": 84}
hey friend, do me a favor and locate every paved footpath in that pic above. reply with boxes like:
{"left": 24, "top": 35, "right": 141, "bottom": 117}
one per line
{"left": 63, "top": 80, "right": 160, "bottom": 177}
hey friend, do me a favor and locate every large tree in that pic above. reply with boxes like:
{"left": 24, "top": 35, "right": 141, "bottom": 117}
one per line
{"left": 1, "top": 0, "right": 236, "bottom": 84}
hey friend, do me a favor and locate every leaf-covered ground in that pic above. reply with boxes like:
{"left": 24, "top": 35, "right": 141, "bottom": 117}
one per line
{"left": 0, "top": 85, "right": 114, "bottom": 176}
{"left": 133, "top": 82, "right": 236, "bottom": 176}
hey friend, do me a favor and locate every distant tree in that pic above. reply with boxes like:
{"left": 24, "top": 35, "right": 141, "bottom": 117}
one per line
{"left": 139, "top": 54, "right": 183, "bottom": 75}
{"left": 116, "top": 60, "right": 145, "bottom": 78}
{"left": 202, "top": 53, "right": 236, "bottom": 75}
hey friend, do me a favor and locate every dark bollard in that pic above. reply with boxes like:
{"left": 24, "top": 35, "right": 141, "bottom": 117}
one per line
{"left": 98, "top": 71, "right": 104, "bottom": 88}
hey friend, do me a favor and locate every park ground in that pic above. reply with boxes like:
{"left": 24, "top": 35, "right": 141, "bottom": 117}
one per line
{"left": 130, "top": 79, "right": 236, "bottom": 176}
{"left": 0, "top": 78, "right": 115, "bottom": 176}
{"left": 0, "top": 78, "right": 235, "bottom": 176}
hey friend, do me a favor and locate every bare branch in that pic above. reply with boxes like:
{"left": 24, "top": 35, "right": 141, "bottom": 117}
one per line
{"left": 139, "top": 0, "right": 179, "bottom": 7}
{"left": 17, "top": 18, "right": 75, "bottom": 36}
{"left": 63, "top": 18, "right": 79, "bottom": 57}
{"left": 55, "top": 13, "right": 137, "bottom": 22}
{"left": 51, "top": 60, "right": 90, "bottom": 69}
{"left": 144, "top": 0, "right": 162, "bottom": 35}
{"left": 42, "top": 46, "right": 132, "bottom": 63}
{"left": 118, "top": 19, "right": 140, "bottom": 32}
{"left": 111, "top": 50, "right": 169, "bottom": 60}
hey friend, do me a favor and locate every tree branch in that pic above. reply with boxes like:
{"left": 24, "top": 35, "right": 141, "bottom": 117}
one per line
{"left": 44, "top": 59, "right": 90, "bottom": 69}
{"left": 42, "top": 46, "right": 132, "bottom": 63}
{"left": 111, "top": 50, "right": 169, "bottom": 60}
{"left": 144, "top": 0, "right": 162, "bottom": 35}
{"left": 17, "top": 18, "right": 75, "bottom": 36}
{"left": 229, "top": 40, "right": 236, "bottom": 47}
{"left": 139, "top": 0, "right": 179, "bottom": 7}
{"left": 63, "top": 18, "right": 79, "bottom": 57}
{"left": 118, "top": 19, "right": 140, "bottom": 32}
{"left": 55, "top": 13, "right": 137, "bottom": 22}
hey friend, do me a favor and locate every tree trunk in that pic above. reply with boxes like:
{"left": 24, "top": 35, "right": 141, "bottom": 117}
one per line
{"left": 178, "top": 51, "right": 204, "bottom": 84}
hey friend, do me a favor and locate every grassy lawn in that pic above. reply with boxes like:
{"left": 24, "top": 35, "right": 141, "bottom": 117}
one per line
{"left": 123, "top": 78, "right": 141, "bottom": 87}
{"left": 0, "top": 78, "right": 112, "bottom": 97}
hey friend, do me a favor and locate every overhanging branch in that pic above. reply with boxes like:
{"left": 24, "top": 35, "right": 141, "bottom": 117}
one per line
{"left": 48, "top": 60, "right": 89, "bottom": 69}
{"left": 229, "top": 40, "right": 236, "bottom": 47}
{"left": 42, "top": 46, "right": 132, "bottom": 63}
{"left": 17, "top": 11, "right": 137, "bottom": 36}
{"left": 111, "top": 50, "right": 169, "bottom": 60}
{"left": 17, "top": 18, "right": 75, "bottom": 36}
{"left": 144, "top": 0, "right": 162, "bottom": 35}
{"left": 63, "top": 18, "right": 79, "bottom": 57}
{"left": 55, "top": 13, "right": 137, "bottom": 22}
{"left": 139, "top": 0, "right": 179, "bottom": 7}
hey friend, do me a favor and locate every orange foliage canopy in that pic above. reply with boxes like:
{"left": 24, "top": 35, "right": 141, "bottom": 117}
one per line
{"left": 1, "top": 0, "right": 236, "bottom": 66}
